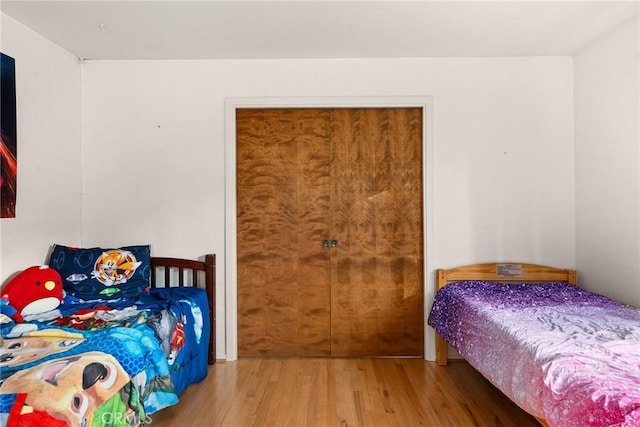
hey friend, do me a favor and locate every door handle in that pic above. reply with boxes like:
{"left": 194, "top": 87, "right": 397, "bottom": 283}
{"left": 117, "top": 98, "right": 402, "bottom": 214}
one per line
{"left": 322, "top": 239, "right": 339, "bottom": 248}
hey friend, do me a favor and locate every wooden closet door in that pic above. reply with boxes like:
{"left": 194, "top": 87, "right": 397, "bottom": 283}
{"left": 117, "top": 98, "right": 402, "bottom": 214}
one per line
{"left": 329, "top": 108, "right": 424, "bottom": 356}
{"left": 236, "top": 108, "right": 331, "bottom": 356}
{"left": 237, "top": 107, "right": 424, "bottom": 357}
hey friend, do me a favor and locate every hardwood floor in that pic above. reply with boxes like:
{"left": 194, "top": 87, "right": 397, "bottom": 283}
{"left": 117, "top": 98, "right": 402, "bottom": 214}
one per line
{"left": 150, "top": 358, "right": 540, "bottom": 427}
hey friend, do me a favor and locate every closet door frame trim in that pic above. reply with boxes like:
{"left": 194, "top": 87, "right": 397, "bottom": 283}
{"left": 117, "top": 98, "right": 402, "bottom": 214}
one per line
{"left": 225, "top": 97, "right": 435, "bottom": 361}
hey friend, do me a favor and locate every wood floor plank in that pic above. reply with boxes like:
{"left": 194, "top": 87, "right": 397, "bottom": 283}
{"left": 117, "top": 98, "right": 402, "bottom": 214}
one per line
{"left": 150, "top": 358, "right": 540, "bottom": 427}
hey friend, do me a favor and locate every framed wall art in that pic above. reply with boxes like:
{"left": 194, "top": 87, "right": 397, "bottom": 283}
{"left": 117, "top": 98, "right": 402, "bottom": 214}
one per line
{"left": 1, "top": 52, "right": 17, "bottom": 218}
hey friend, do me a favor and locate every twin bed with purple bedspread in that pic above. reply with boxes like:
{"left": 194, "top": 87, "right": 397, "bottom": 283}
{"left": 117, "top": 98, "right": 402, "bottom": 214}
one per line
{"left": 428, "top": 268, "right": 640, "bottom": 427}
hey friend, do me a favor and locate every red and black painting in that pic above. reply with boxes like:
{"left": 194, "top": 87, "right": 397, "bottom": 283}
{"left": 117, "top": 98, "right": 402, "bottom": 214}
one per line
{"left": 1, "top": 53, "right": 17, "bottom": 218}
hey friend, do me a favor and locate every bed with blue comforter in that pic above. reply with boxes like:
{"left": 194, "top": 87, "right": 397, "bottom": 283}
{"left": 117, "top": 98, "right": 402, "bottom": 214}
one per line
{"left": 0, "top": 252, "right": 215, "bottom": 427}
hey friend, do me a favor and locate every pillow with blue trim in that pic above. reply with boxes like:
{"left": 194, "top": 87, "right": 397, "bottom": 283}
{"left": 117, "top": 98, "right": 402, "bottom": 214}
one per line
{"left": 49, "top": 244, "right": 151, "bottom": 301}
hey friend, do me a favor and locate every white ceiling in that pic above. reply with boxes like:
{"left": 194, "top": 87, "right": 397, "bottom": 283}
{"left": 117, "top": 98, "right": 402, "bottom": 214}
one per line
{"left": 1, "top": 1, "right": 638, "bottom": 60}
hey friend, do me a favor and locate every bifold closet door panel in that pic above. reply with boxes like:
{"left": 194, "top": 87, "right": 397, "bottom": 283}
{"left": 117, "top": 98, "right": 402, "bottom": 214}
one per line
{"left": 236, "top": 108, "right": 332, "bottom": 356}
{"left": 329, "top": 108, "right": 424, "bottom": 356}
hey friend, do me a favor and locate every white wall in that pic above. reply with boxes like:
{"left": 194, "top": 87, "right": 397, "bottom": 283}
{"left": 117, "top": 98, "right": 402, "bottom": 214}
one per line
{"left": 0, "top": 15, "right": 82, "bottom": 283}
{"left": 574, "top": 15, "right": 640, "bottom": 307}
{"left": 81, "top": 57, "right": 575, "bottom": 358}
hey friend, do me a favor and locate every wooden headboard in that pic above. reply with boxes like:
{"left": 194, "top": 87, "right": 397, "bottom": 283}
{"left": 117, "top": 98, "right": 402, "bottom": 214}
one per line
{"left": 437, "top": 262, "right": 577, "bottom": 290}
{"left": 434, "top": 262, "right": 576, "bottom": 366}
{"left": 150, "top": 254, "right": 216, "bottom": 364}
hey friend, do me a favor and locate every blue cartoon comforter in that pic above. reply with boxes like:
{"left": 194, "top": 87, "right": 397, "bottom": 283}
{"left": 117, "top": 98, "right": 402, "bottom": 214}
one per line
{"left": 0, "top": 287, "right": 209, "bottom": 427}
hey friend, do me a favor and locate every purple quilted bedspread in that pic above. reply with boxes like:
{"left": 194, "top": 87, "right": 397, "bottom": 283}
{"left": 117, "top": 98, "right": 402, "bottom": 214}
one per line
{"left": 428, "top": 281, "right": 640, "bottom": 427}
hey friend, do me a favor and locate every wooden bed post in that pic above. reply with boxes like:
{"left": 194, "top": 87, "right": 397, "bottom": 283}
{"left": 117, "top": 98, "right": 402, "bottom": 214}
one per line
{"left": 435, "top": 334, "right": 448, "bottom": 366}
{"left": 205, "top": 254, "right": 216, "bottom": 365}
{"left": 435, "top": 269, "right": 449, "bottom": 365}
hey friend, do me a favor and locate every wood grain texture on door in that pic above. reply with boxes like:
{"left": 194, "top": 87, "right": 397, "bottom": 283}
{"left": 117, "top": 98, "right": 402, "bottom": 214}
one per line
{"left": 236, "top": 107, "right": 424, "bottom": 357}
{"left": 329, "top": 108, "right": 424, "bottom": 356}
{"left": 236, "top": 109, "right": 332, "bottom": 356}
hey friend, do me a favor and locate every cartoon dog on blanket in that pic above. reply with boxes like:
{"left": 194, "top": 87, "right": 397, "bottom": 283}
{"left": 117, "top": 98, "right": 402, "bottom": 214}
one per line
{"left": 1, "top": 351, "right": 131, "bottom": 427}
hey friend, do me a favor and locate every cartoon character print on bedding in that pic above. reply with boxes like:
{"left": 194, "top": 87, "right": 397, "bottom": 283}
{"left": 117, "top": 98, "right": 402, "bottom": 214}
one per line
{"left": 145, "top": 309, "right": 185, "bottom": 367}
{"left": 0, "top": 321, "right": 179, "bottom": 426}
{"left": 49, "top": 245, "right": 151, "bottom": 301}
{"left": 92, "top": 250, "right": 141, "bottom": 287}
{"left": 1, "top": 351, "right": 132, "bottom": 427}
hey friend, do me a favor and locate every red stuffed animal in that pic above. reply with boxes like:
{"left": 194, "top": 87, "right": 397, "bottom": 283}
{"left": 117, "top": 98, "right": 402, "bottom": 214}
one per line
{"left": 1, "top": 266, "right": 63, "bottom": 322}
